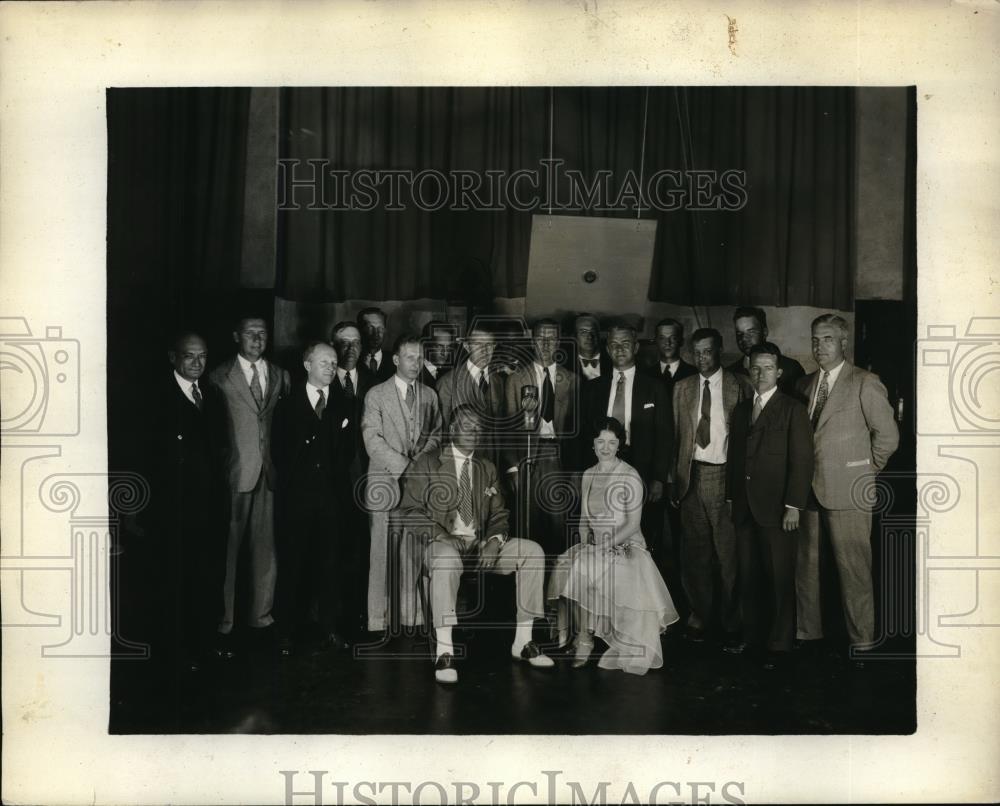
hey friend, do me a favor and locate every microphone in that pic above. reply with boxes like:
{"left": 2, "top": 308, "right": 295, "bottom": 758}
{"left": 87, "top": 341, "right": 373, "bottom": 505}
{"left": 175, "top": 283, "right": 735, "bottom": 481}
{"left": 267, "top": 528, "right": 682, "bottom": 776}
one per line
{"left": 520, "top": 384, "right": 539, "bottom": 431}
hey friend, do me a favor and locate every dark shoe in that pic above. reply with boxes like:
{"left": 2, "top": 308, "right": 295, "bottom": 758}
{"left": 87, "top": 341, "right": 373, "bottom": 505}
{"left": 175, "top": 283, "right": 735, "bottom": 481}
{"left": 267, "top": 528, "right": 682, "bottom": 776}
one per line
{"left": 793, "top": 637, "right": 823, "bottom": 656}
{"left": 512, "top": 640, "right": 555, "bottom": 669}
{"left": 763, "top": 651, "right": 788, "bottom": 671}
{"left": 684, "top": 627, "right": 706, "bottom": 643}
{"left": 214, "top": 633, "right": 236, "bottom": 661}
{"left": 277, "top": 636, "right": 294, "bottom": 657}
{"left": 434, "top": 653, "right": 458, "bottom": 684}
{"left": 723, "top": 635, "right": 747, "bottom": 654}
{"left": 318, "top": 632, "right": 351, "bottom": 653}
{"left": 571, "top": 634, "right": 594, "bottom": 669}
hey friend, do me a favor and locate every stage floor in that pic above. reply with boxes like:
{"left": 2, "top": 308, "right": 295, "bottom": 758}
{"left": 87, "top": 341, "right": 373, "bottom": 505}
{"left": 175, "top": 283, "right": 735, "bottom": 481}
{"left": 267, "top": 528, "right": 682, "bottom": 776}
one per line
{"left": 109, "top": 628, "right": 916, "bottom": 735}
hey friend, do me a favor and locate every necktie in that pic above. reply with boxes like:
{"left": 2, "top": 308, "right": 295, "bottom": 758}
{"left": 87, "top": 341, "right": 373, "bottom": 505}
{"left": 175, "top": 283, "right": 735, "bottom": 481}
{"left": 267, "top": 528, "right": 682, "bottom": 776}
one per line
{"left": 581, "top": 357, "right": 599, "bottom": 369}
{"left": 696, "top": 379, "right": 711, "bottom": 449}
{"left": 368, "top": 354, "right": 378, "bottom": 374}
{"left": 478, "top": 371, "right": 488, "bottom": 397}
{"left": 315, "top": 388, "right": 326, "bottom": 419}
{"left": 541, "top": 368, "right": 555, "bottom": 423}
{"left": 405, "top": 383, "right": 415, "bottom": 410}
{"left": 190, "top": 382, "right": 203, "bottom": 410}
{"left": 343, "top": 372, "right": 355, "bottom": 399}
{"left": 662, "top": 365, "right": 672, "bottom": 379}
{"left": 611, "top": 371, "right": 626, "bottom": 426}
{"left": 250, "top": 363, "right": 264, "bottom": 409}
{"left": 751, "top": 395, "right": 763, "bottom": 425}
{"left": 458, "top": 456, "right": 474, "bottom": 527}
{"left": 811, "top": 371, "right": 830, "bottom": 429}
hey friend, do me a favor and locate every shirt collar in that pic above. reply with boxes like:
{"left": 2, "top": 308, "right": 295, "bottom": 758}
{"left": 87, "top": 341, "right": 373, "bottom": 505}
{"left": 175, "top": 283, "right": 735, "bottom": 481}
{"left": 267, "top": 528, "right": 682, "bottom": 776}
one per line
{"left": 701, "top": 366, "right": 723, "bottom": 384}
{"left": 447, "top": 443, "right": 475, "bottom": 461}
{"left": 393, "top": 374, "right": 414, "bottom": 396}
{"left": 174, "top": 371, "right": 195, "bottom": 391}
{"left": 611, "top": 364, "right": 637, "bottom": 381}
{"left": 237, "top": 353, "right": 264, "bottom": 373}
{"left": 754, "top": 385, "right": 779, "bottom": 407}
{"left": 534, "top": 361, "right": 558, "bottom": 378}
{"left": 466, "top": 359, "right": 486, "bottom": 381}
{"left": 822, "top": 359, "right": 846, "bottom": 381}
{"left": 336, "top": 366, "right": 356, "bottom": 382}
{"left": 306, "top": 381, "right": 330, "bottom": 396}
{"left": 660, "top": 358, "right": 680, "bottom": 374}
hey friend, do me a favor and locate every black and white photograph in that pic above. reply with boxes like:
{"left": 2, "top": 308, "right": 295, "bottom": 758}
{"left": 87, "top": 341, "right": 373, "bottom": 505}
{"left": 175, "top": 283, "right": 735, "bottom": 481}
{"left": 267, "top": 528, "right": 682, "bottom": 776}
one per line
{"left": 106, "top": 84, "right": 917, "bottom": 735}
{"left": 1, "top": 3, "right": 998, "bottom": 804}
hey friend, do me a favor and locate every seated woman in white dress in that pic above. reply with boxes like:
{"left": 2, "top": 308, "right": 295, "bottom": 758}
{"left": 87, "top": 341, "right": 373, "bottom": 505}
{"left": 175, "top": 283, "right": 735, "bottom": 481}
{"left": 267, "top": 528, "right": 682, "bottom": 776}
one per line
{"left": 547, "top": 417, "right": 679, "bottom": 675}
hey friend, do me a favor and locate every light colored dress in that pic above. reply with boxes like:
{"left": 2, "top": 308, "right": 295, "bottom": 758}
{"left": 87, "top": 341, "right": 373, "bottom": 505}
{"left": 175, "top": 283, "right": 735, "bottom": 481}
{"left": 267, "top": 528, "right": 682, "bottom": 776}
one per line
{"left": 547, "top": 460, "right": 679, "bottom": 675}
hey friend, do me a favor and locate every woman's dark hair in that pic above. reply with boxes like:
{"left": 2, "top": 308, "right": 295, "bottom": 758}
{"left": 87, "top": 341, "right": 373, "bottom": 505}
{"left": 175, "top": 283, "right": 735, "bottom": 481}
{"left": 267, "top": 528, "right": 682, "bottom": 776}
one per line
{"left": 591, "top": 416, "right": 626, "bottom": 444}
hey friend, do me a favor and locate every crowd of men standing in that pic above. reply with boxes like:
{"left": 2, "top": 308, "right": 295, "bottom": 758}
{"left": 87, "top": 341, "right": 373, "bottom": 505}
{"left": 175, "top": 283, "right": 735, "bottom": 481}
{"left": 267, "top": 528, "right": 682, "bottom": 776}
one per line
{"left": 149, "top": 303, "right": 898, "bottom": 674}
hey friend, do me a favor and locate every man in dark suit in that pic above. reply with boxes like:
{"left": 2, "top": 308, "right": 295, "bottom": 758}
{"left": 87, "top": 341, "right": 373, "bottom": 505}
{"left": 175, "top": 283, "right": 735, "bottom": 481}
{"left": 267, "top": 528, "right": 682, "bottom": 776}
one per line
{"left": 397, "top": 403, "right": 553, "bottom": 684}
{"left": 271, "top": 342, "right": 350, "bottom": 655}
{"left": 649, "top": 318, "right": 698, "bottom": 390}
{"left": 149, "top": 332, "right": 229, "bottom": 671}
{"left": 795, "top": 314, "right": 898, "bottom": 664}
{"left": 502, "top": 318, "right": 578, "bottom": 558}
{"left": 726, "top": 344, "right": 814, "bottom": 668}
{"left": 329, "top": 321, "right": 374, "bottom": 638}
{"left": 565, "top": 312, "right": 611, "bottom": 381}
{"left": 419, "top": 319, "right": 457, "bottom": 389}
{"left": 727, "top": 306, "right": 805, "bottom": 399}
{"left": 358, "top": 306, "right": 394, "bottom": 383}
{"left": 671, "top": 328, "right": 746, "bottom": 645}
{"left": 582, "top": 323, "right": 672, "bottom": 532}
{"left": 208, "top": 317, "right": 290, "bottom": 655}
{"left": 435, "top": 321, "right": 507, "bottom": 474}
{"left": 645, "top": 317, "right": 697, "bottom": 597}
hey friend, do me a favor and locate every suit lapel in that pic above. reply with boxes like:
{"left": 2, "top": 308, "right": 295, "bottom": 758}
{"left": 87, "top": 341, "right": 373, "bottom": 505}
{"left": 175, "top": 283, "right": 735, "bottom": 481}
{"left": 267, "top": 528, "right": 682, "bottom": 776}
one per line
{"left": 817, "top": 362, "right": 852, "bottom": 430}
{"left": 226, "top": 358, "right": 258, "bottom": 411}
{"left": 264, "top": 361, "right": 283, "bottom": 409}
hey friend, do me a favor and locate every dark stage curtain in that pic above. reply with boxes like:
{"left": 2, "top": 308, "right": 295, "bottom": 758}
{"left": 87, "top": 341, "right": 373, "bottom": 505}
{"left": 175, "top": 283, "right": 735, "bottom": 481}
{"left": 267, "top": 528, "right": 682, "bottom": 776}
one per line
{"left": 277, "top": 86, "right": 855, "bottom": 309}
{"left": 107, "top": 88, "right": 253, "bottom": 470}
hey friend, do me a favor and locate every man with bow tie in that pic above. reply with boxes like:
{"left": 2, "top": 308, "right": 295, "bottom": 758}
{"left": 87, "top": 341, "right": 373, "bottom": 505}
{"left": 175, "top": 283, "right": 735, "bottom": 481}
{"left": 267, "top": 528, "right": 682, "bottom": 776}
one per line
{"left": 397, "top": 403, "right": 554, "bottom": 684}
{"left": 150, "top": 331, "right": 229, "bottom": 672}
{"left": 794, "top": 314, "right": 898, "bottom": 666}
{"left": 726, "top": 344, "right": 813, "bottom": 668}
{"left": 567, "top": 312, "right": 611, "bottom": 381}
{"left": 271, "top": 342, "right": 350, "bottom": 655}
{"left": 208, "top": 316, "right": 290, "bottom": 657}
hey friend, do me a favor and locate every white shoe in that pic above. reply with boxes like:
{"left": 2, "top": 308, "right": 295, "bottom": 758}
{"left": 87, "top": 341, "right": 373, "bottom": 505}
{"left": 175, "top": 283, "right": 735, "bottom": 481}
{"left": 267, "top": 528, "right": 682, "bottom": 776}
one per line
{"left": 434, "top": 653, "right": 458, "bottom": 684}
{"left": 512, "top": 641, "right": 555, "bottom": 668}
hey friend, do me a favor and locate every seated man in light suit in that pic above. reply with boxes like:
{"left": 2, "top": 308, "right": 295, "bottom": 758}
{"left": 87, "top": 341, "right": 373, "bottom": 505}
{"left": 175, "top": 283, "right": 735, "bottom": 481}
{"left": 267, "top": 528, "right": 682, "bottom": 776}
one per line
{"left": 397, "top": 403, "right": 554, "bottom": 684}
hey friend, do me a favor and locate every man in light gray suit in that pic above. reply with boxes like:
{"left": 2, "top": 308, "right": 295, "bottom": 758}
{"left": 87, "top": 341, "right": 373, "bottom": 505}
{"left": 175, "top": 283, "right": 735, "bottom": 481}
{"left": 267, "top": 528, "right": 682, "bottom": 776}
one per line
{"left": 795, "top": 314, "right": 898, "bottom": 661}
{"left": 671, "top": 327, "right": 746, "bottom": 646}
{"left": 208, "top": 316, "right": 290, "bottom": 654}
{"left": 362, "top": 333, "right": 443, "bottom": 632}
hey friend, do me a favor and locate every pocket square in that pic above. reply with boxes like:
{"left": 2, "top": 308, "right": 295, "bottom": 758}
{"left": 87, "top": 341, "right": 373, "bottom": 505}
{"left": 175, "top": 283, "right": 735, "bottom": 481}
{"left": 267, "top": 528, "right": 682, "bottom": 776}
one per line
{"left": 846, "top": 458, "right": 871, "bottom": 467}
{"left": 643, "top": 402, "right": 655, "bottom": 409}
{"left": 341, "top": 418, "right": 349, "bottom": 429}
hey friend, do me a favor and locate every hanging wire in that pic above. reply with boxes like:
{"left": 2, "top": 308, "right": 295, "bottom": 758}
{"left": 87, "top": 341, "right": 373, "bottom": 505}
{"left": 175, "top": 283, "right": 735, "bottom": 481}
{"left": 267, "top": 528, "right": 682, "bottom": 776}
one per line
{"left": 637, "top": 86, "right": 650, "bottom": 223}
{"left": 548, "top": 87, "right": 554, "bottom": 219}
{"left": 674, "top": 87, "right": 705, "bottom": 329}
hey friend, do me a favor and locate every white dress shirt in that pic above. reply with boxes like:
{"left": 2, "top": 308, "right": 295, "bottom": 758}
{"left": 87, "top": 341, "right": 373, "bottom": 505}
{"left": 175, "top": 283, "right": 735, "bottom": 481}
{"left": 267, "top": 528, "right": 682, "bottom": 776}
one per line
{"left": 174, "top": 371, "right": 201, "bottom": 407}
{"left": 659, "top": 359, "right": 681, "bottom": 378}
{"left": 605, "top": 364, "right": 637, "bottom": 445}
{"left": 424, "top": 360, "right": 439, "bottom": 379}
{"left": 693, "top": 367, "right": 728, "bottom": 464}
{"left": 578, "top": 354, "right": 602, "bottom": 381}
{"left": 236, "top": 353, "right": 267, "bottom": 397}
{"left": 532, "top": 361, "right": 558, "bottom": 438}
{"left": 466, "top": 359, "right": 488, "bottom": 388}
{"left": 306, "top": 381, "right": 330, "bottom": 411}
{"left": 808, "top": 359, "right": 846, "bottom": 418}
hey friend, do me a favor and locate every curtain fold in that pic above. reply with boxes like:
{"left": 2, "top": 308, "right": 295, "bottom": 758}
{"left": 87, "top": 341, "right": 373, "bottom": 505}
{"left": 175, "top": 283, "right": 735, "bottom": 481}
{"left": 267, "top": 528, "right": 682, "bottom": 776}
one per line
{"left": 276, "top": 86, "right": 855, "bottom": 309}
